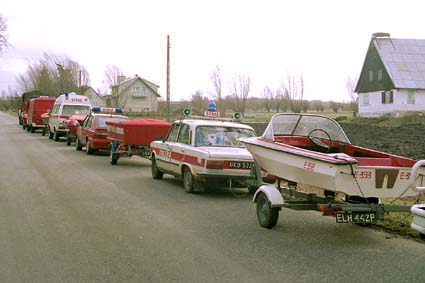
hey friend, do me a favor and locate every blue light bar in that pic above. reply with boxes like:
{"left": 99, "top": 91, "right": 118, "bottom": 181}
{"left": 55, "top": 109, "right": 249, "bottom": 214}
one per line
{"left": 91, "top": 107, "right": 124, "bottom": 114}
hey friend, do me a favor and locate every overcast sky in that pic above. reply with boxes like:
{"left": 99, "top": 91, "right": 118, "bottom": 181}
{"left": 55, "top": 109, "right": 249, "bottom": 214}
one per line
{"left": 1, "top": 0, "right": 425, "bottom": 102}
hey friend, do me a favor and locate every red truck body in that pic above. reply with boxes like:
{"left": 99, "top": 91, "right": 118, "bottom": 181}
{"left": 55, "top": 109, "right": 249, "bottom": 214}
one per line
{"left": 27, "top": 96, "right": 56, "bottom": 133}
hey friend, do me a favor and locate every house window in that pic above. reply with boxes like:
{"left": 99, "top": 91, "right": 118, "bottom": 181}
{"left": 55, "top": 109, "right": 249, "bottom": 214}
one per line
{"left": 377, "top": 69, "right": 383, "bottom": 81}
{"left": 407, "top": 90, "right": 415, "bottom": 104}
{"left": 381, "top": 91, "right": 394, "bottom": 104}
{"left": 362, "top": 93, "right": 369, "bottom": 105}
{"left": 133, "top": 86, "right": 147, "bottom": 97}
{"left": 369, "top": 70, "right": 374, "bottom": 82}
{"left": 143, "top": 107, "right": 150, "bottom": 112}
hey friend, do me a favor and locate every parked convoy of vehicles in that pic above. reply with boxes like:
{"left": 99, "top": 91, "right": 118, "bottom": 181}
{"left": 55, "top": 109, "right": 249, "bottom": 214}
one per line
{"left": 15, "top": 96, "right": 425, "bottom": 239}
{"left": 75, "top": 107, "right": 128, "bottom": 154}
{"left": 26, "top": 96, "right": 56, "bottom": 133}
{"left": 150, "top": 118, "right": 258, "bottom": 193}
{"left": 49, "top": 92, "right": 92, "bottom": 141}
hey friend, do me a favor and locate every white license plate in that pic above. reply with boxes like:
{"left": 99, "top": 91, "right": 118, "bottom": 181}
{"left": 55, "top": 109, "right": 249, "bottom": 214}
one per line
{"left": 229, "top": 161, "right": 253, "bottom": 169}
{"left": 336, "top": 212, "right": 377, "bottom": 223}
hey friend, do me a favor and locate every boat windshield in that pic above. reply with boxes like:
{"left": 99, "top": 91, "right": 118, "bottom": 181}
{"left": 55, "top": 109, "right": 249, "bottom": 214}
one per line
{"left": 262, "top": 114, "right": 350, "bottom": 144}
{"left": 195, "top": 126, "right": 255, "bottom": 147}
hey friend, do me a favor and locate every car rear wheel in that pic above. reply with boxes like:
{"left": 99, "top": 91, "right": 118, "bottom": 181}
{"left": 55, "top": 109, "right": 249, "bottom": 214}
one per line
{"left": 183, "top": 166, "right": 195, "bottom": 193}
{"left": 48, "top": 128, "right": 54, "bottom": 139}
{"left": 256, "top": 192, "right": 279, "bottom": 229}
{"left": 86, "top": 139, "right": 94, "bottom": 155}
{"left": 75, "top": 137, "right": 82, "bottom": 150}
{"left": 151, "top": 156, "right": 163, "bottom": 179}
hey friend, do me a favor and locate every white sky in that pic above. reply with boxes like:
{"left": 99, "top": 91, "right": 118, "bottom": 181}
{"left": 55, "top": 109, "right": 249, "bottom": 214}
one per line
{"left": 1, "top": 0, "right": 425, "bottom": 102}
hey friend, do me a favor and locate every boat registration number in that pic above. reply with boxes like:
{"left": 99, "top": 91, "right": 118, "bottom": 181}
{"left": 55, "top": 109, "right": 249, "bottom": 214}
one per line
{"left": 229, "top": 161, "right": 253, "bottom": 169}
{"left": 336, "top": 212, "right": 377, "bottom": 223}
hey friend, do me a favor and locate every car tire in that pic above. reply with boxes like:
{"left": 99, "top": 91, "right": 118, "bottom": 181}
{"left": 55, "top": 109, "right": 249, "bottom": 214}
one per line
{"left": 66, "top": 133, "right": 71, "bottom": 146}
{"left": 54, "top": 130, "right": 60, "bottom": 141}
{"left": 183, "top": 166, "right": 195, "bottom": 193}
{"left": 48, "top": 128, "right": 54, "bottom": 139}
{"left": 30, "top": 125, "right": 35, "bottom": 133}
{"left": 110, "top": 151, "right": 119, "bottom": 165}
{"left": 75, "top": 137, "right": 82, "bottom": 151}
{"left": 86, "top": 139, "right": 94, "bottom": 155}
{"left": 151, "top": 156, "right": 163, "bottom": 179}
{"left": 256, "top": 192, "right": 279, "bottom": 229}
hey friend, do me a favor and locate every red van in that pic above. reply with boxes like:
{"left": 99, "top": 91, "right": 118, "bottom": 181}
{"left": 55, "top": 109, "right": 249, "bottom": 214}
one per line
{"left": 27, "top": 96, "right": 56, "bottom": 133}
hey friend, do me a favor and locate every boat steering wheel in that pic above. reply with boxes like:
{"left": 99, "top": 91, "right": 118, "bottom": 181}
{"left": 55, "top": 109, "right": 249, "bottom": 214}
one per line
{"left": 308, "top": 128, "right": 332, "bottom": 153}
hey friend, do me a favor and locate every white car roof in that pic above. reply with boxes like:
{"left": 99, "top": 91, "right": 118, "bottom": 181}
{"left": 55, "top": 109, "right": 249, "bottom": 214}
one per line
{"left": 175, "top": 119, "right": 254, "bottom": 130}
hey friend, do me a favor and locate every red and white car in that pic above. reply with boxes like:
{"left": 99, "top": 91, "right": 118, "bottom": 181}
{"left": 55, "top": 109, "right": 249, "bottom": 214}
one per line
{"left": 150, "top": 118, "right": 258, "bottom": 193}
{"left": 76, "top": 107, "right": 128, "bottom": 154}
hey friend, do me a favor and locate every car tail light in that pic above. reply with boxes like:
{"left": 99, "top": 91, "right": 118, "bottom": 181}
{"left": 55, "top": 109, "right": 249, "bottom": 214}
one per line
{"left": 206, "top": 160, "right": 224, "bottom": 169}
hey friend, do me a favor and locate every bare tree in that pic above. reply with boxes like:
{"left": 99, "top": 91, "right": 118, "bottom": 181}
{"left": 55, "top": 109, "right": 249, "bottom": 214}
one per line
{"left": 104, "top": 65, "right": 124, "bottom": 90}
{"left": 345, "top": 76, "right": 358, "bottom": 117}
{"left": 210, "top": 65, "right": 222, "bottom": 111}
{"left": 0, "top": 14, "right": 11, "bottom": 55}
{"left": 17, "top": 53, "right": 90, "bottom": 96}
{"left": 280, "top": 73, "right": 305, "bottom": 113}
{"left": 261, "top": 86, "right": 274, "bottom": 113}
{"left": 191, "top": 90, "right": 209, "bottom": 115}
{"left": 230, "top": 73, "right": 250, "bottom": 114}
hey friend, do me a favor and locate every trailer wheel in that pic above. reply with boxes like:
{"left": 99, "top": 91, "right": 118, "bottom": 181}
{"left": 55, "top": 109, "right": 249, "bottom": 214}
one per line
{"left": 49, "top": 130, "right": 54, "bottom": 139}
{"left": 183, "top": 166, "right": 195, "bottom": 193}
{"left": 420, "top": 233, "right": 425, "bottom": 240}
{"left": 256, "top": 192, "right": 279, "bottom": 229}
{"left": 26, "top": 124, "right": 31, "bottom": 132}
{"left": 151, "top": 156, "right": 163, "bottom": 179}
{"left": 30, "top": 125, "right": 35, "bottom": 133}
{"left": 75, "top": 137, "right": 82, "bottom": 150}
{"left": 110, "top": 151, "right": 119, "bottom": 165}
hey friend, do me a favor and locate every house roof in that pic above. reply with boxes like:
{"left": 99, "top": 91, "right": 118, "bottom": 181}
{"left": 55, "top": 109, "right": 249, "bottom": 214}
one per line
{"left": 114, "top": 76, "right": 161, "bottom": 97}
{"left": 372, "top": 36, "right": 425, "bottom": 89}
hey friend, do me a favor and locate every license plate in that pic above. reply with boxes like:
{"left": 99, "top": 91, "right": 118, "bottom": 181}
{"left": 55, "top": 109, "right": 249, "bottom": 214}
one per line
{"left": 229, "top": 161, "right": 253, "bottom": 169}
{"left": 336, "top": 212, "right": 377, "bottom": 223}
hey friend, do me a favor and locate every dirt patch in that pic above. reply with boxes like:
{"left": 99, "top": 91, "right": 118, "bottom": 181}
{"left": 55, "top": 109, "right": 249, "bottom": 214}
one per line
{"left": 340, "top": 123, "right": 425, "bottom": 161}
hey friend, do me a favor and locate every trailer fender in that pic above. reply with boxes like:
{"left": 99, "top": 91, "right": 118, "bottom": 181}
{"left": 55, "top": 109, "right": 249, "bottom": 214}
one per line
{"left": 253, "top": 184, "right": 284, "bottom": 207}
{"left": 410, "top": 160, "right": 425, "bottom": 193}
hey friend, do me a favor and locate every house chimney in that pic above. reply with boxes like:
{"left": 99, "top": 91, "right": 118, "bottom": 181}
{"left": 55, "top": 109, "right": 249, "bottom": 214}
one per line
{"left": 117, "top": 75, "right": 126, "bottom": 84}
{"left": 372, "top": 32, "right": 391, "bottom": 38}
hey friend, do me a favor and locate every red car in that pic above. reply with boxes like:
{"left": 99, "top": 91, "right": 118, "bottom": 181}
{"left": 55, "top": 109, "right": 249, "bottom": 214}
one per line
{"left": 75, "top": 107, "right": 128, "bottom": 154}
{"left": 65, "top": 114, "right": 87, "bottom": 146}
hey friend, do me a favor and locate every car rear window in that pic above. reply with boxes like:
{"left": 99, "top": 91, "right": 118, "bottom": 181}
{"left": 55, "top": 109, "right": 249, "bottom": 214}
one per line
{"left": 195, "top": 126, "right": 255, "bottom": 147}
{"left": 97, "top": 116, "right": 128, "bottom": 128}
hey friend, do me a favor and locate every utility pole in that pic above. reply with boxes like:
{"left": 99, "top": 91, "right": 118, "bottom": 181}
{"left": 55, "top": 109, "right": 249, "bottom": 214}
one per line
{"left": 166, "top": 34, "right": 170, "bottom": 121}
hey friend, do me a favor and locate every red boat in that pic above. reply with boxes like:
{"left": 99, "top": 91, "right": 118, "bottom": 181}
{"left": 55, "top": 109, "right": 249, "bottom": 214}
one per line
{"left": 106, "top": 118, "right": 171, "bottom": 165}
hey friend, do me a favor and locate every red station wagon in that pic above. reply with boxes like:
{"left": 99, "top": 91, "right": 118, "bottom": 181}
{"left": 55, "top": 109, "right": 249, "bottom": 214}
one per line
{"left": 75, "top": 107, "right": 128, "bottom": 154}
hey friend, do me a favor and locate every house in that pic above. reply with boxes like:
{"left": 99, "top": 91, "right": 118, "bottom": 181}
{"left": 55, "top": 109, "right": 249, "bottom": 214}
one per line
{"left": 109, "top": 75, "right": 160, "bottom": 112}
{"left": 355, "top": 33, "right": 425, "bottom": 117}
{"left": 80, "top": 86, "right": 106, "bottom": 107}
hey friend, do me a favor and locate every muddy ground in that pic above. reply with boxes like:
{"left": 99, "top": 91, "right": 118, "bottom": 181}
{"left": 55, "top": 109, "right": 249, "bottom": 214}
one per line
{"left": 248, "top": 122, "right": 425, "bottom": 161}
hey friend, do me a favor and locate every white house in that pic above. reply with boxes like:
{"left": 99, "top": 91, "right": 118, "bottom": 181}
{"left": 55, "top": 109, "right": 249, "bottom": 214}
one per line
{"left": 355, "top": 33, "right": 425, "bottom": 117}
{"left": 108, "top": 75, "right": 160, "bottom": 112}
{"left": 80, "top": 86, "right": 106, "bottom": 107}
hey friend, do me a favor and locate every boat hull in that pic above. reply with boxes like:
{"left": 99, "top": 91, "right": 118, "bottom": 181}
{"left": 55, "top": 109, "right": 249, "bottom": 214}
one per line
{"left": 243, "top": 141, "right": 423, "bottom": 199}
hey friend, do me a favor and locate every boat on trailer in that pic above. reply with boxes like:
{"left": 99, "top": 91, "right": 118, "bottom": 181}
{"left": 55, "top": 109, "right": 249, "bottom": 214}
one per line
{"left": 240, "top": 113, "right": 425, "bottom": 238}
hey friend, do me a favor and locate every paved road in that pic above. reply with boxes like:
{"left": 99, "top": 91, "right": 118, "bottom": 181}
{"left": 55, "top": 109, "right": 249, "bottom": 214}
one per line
{"left": 1, "top": 111, "right": 424, "bottom": 283}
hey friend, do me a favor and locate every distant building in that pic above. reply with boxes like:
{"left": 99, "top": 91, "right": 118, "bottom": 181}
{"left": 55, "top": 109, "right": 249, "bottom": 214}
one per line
{"left": 106, "top": 75, "right": 160, "bottom": 112}
{"left": 355, "top": 33, "right": 425, "bottom": 117}
{"left": 80, "top": 86, "right": 106, "bottom": 107}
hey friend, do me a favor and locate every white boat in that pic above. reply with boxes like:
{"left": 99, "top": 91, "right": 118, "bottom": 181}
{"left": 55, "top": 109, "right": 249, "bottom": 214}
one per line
{"left": 240, "top": 113, "right": 425, "bottom": 199}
